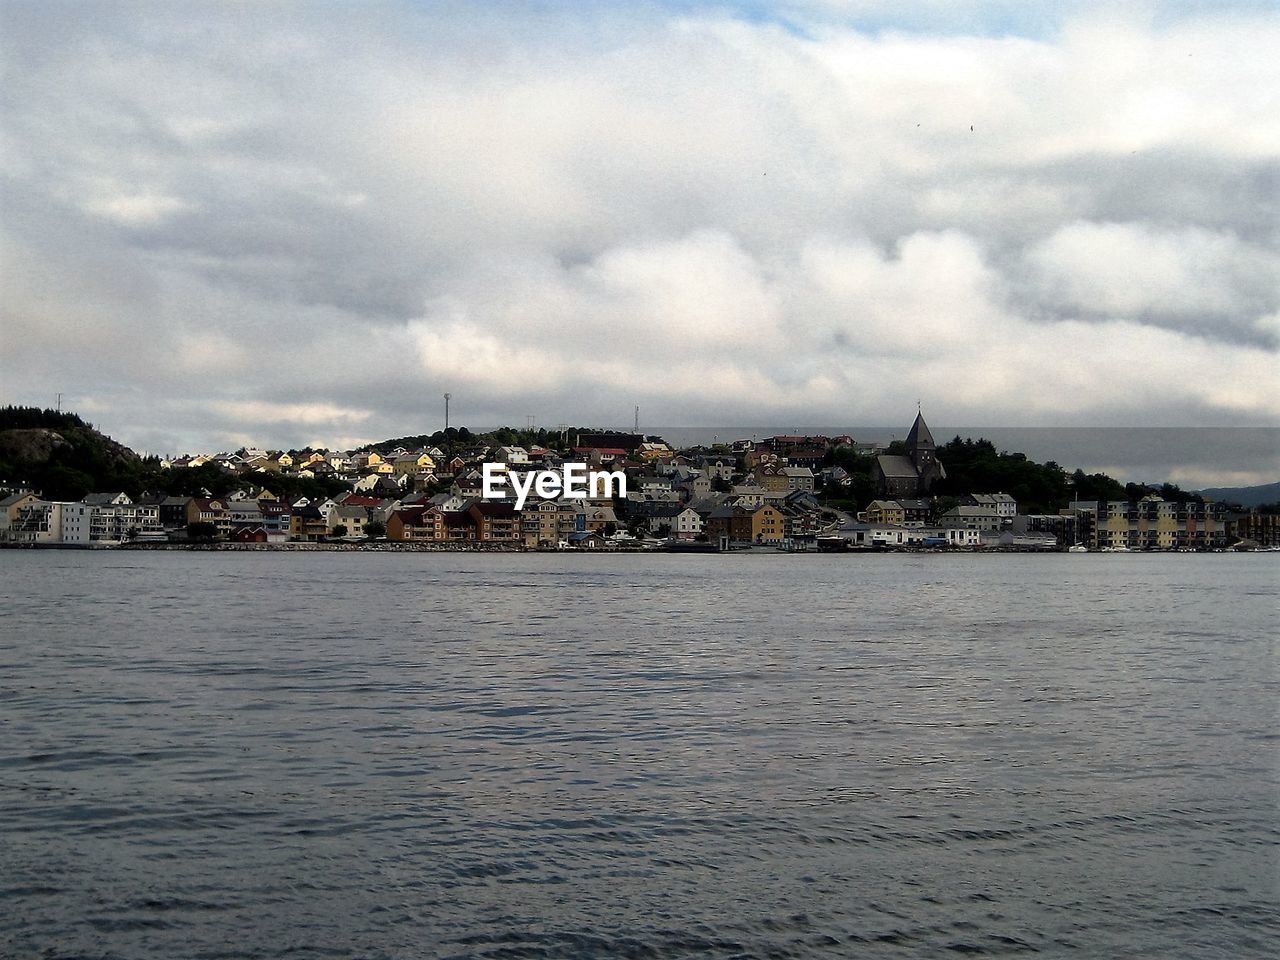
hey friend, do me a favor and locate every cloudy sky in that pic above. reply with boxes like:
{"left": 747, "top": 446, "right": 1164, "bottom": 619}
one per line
{"left": 2, "top": 0, "right": 1278, "bottom": 461}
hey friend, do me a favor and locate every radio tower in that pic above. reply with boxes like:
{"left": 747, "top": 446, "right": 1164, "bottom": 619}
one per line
{"left": 634, "top": 405, "right": 639, "bottom": 434}
{"left": 443, "top": 392, "right": 451, "bottom": 432}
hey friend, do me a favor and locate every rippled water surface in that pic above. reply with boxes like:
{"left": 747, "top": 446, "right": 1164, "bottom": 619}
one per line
{"left": 1, "top": 551, "right": 1276, "bottom": 959}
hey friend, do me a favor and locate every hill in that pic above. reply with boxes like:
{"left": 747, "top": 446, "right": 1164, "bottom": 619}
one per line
{"left": 1198, "top": 481, "right": 1280, "bottom": 509}
{"left": 0, "top": 407, "right": 150, "bottom": 501}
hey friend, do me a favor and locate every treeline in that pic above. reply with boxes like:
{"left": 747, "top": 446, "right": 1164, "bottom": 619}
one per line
{"left": 934, "top": 436, "right": 1206, "bottom": 512}
{"left": 822, "top": 435, "right": 1209, "bottom": 514}
{"left": 0, "top": 406, "right": 95, "bottom": 432}
{"left": 370, "top": 425, "right": 625, "bottom": 458}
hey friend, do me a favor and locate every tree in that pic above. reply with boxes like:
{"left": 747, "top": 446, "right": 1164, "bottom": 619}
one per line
{"left": 1069, "top": 469, "right": 1126, "bottom": 504}
{"left": 331, "top": 523, "right": 349, "bottom": 539}
{"left": 929, "top": 496, "right": 959, "bottom": 524}
{"left": 365, "top": 519, "right": 386, "bottom": 539}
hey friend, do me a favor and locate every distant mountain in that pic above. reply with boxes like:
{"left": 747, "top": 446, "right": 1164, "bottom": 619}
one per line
{"left": 1198, "top": 481, "right": 1280, "bottom": 508}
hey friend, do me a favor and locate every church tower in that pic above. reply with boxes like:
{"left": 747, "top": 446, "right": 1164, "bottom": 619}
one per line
{"left": 905, "top": 409, "right": 945, "bottom": 493}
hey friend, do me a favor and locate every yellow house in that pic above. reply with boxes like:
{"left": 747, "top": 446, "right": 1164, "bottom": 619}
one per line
{"left": 865, "top": 500, "right": 906, "bottom": 525}
{"left": 520, "top": 499, "right": 560, "bottom": 547}
{"left": 752, "top": 465, "right": 790, "bottom": 493}
{"left": 749, "top": 504, "right": 786, "bottom": 542}
{"left": 392, "top": 453, "right": 436, "bottom": 476}
{"left": 1, "top": 492, "right": 40, "bottom": 539}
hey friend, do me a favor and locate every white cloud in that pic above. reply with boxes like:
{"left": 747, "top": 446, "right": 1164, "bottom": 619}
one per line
{"left": 1025, "top": 221, "right": 1280, "bottom": 335}
{"left": 1, "top": 1, "right": 1277, "bottom": 456}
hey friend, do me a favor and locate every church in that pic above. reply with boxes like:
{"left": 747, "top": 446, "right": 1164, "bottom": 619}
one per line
{"left": 873, "top": 410, "right": 946, "bottom": 498}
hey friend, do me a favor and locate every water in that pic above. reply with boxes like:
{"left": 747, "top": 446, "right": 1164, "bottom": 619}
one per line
{"left": 1, "top": 551, "right": 1276, "bottom": 959}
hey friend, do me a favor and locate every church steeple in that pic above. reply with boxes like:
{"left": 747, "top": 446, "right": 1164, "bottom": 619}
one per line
{"left": 905, "top": 410, "right": 935, "bottom": 455}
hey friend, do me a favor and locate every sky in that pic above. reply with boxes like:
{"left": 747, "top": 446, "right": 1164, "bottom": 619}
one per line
{"left": 2, "top": 0, "right": 1278, "bottom": 465}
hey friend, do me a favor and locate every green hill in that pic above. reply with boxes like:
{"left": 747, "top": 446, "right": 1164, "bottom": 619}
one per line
{"left": 0, "top": 407, "right": 150, "bottom": 501}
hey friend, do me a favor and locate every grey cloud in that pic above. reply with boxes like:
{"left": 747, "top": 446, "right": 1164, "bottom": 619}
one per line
{"left": 2, "top": 2, "right": 1278, "bottom": 454}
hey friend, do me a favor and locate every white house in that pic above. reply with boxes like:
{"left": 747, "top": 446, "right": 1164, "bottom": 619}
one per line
{"left": 495, "top": 446, "right": 531, "bottom": 465}
{"left": 671, "top": 506, "right": 703, "bottom": 540}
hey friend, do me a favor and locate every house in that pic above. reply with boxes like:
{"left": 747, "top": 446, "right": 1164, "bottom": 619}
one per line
{"left": 964, "top": 492, "right": 1018, "bottom": 518}
{"left": 158, "top": 495, "right": 192, "bottom": 530}
{"left": 750, "top": 465, "right": 791, "bottom": 493}
{"left": 387, "top": 506, "right": 445, "bottom": 541}
{"left": 82, "top": 491, "right": 132, "bottom": 507}
{"left": 634, "top": 475, "right": 676, "bottom": 498}
{"left": 864, "top": 500, "right": 906, "bottom": 525}
{"left": 778, "top": 499, "right": 823, "bottom": 539}
{"left": 257, "top": 500, "right": 292, "bottom": 540}
{"left": 581, "top": 501, "right": 618, "bottom": 533}
{"left": 670, "top": 506, "right": 704, "bottom": 540}
{"left": 940, "top": 505, "right": 1002, "bottom": 532}
{"left": 705, "top": 503, "right": 786, "bottom": 543}
{"left": 627, "top": 501, "right": 685, "bottom": 536}
{"left": 520, "top": 498, "right": 562, "bottom": 547}
{"left": 896, "top": 498, "right": 933, "bottom": 523}
{"left": 728, "top": 485, "right": 769, "bottom": 508}
{"left": 467, "top": 501, "right": 519, "bottom": 541}
{"left": 694, "top": 456, "right": 737, "bottom": 482}
{"left": 228, "top": 500, "right": 265, "bottom": 533}
{"left": 781, "top": 466, "right": 815, "bottom": 493}
{"left": 678, "top": 475, "right": 714, "bottom": 500}
{"left": 290, "top": 504, "right": 329, "bottom": 541}
{"left": 429, "top": 492, "right": 468, "bottom": 513}
{"left": 392, "top": 452, "right": 436, "bottom": 477}
{"left": 494, "top": 446, "right": 530, "bottom": 465}
{"left": 0, "top": 492, "right": 40, "bottom": 540}
{"left": 328, "top": 504, "right": 368, "bottom": 538}
{"left": 187, "top": 498, "right": 232, "bottom": 538}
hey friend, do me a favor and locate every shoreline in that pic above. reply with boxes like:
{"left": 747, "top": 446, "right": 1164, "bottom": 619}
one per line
{"left": 1, "top": 541, "right": 1260, "bottom": 554}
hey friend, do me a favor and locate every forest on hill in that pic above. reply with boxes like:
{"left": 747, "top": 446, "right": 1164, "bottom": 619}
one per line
{"left": 0, "top": 407, "right": 345, "bottom": 503}
{"left": 822, "top": 435, "right": 1208, "bottom": 515}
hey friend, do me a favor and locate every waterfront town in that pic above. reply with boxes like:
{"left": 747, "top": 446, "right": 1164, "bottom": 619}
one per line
{"left": 2, "top": 411, "right": 1276, "bottom": 552}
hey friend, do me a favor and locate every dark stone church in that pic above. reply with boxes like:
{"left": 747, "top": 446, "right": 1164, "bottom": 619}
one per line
{"left": 873, "top": 411, "right": 946, "bottom": 498}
